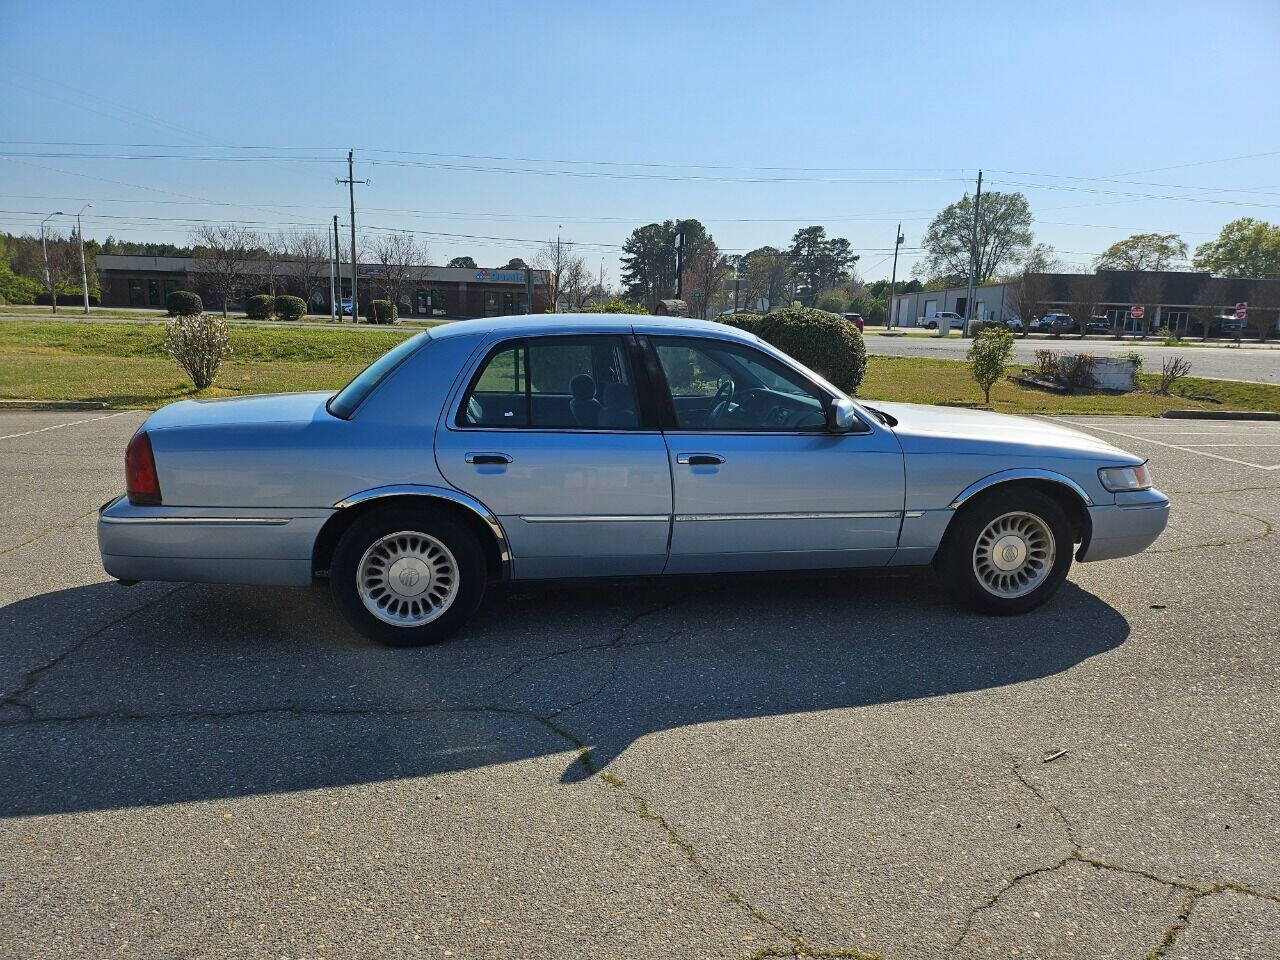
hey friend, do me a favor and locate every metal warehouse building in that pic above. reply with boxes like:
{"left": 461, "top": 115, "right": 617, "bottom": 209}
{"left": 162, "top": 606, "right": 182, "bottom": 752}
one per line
{"left": 95, "top": 255, "right": 551, "bottom": 319}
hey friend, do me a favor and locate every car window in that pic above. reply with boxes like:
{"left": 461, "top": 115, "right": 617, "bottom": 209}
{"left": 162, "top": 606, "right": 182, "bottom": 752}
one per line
{"left": 653, "top": 337, "right": 828, "bottom": 432}
{"left": 458, "top": 336, "right": 640, "bottom": 430}
{"left": 327, "top": 332, "right": 427, "bottom": 419}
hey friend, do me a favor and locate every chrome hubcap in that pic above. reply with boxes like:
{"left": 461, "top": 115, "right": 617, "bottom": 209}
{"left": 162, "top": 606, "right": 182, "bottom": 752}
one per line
{"left": 972, "top": 511, "right": 1055, "bottom": 599}
{"left": 357, "top": 530, "right": 459, "bottom": 627}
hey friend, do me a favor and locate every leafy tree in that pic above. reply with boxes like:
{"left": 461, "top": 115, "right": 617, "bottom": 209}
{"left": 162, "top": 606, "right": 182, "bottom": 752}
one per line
{"left": 787, "top": 226, "right": 858, "bottom": 303}
{"left": 502, "top": 257, "right": 529, "bottom": 270}
{"left": 620, "top": 219, "right": 711, "bottom": 310}
{"left": 917, "top": 190, "right": 1034, "bottom": 286}
{"left": 446, "top": 256, "right": 478, "bottom": 269}
{"left": 967, "top": 325, "right": 1014, "bottom": 403}
{"left": 1192, "top": 218, "right": 1280, "bottom": 278}
{"left": 1094, "top": 233, "right": 1188, "bottom": 271}
{"left": 580, "top": 297, "right": 648, "bottom": 314}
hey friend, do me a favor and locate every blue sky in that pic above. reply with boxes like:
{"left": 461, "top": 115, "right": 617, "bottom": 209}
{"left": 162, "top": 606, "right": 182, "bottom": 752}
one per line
{"left": 2, "top": 0, "right": 1278, "bottom": 282}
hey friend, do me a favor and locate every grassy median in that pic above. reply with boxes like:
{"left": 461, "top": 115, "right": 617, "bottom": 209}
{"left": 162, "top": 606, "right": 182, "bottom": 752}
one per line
{"left": 2, "top": 319, "right": 1278, "bottom": 414}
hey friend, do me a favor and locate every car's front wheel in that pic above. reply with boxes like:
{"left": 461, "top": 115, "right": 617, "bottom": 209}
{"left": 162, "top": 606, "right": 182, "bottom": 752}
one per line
{"left": 936, "top": 487, "right": 1073, "bottom": 615}
{"left": 330, "top": 506, "right": 487, "bottom": 646}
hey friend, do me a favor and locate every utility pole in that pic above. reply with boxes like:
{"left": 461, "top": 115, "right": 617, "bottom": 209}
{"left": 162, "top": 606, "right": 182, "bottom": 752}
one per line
{"left": 674, "top": 227, "right": 685, "bottom": 302}
{"left": 555, "top": 228, "right": 562, "bottom": 312}
{"left": 40, "top": 211, "right": 63, "bottom": 314}
{"left": 599, "top": 259, "right": 605, "bottom": 306}
{"left": 75, "top": 203, "right": 93, "bottom": 314}
{"left": 962, "top": 170, "right": 982, "bottom": 338}
{"left": 330, "top": 214, "right": 339, "bottom": 321}
{"left": 884, "top": 223, "right": 903, "bottom": 329}
{"left": 336, "top": 151, "right": 368, "bottom": 321}
{"left": 734, "top": 259, "right": 741, "bottom": 313}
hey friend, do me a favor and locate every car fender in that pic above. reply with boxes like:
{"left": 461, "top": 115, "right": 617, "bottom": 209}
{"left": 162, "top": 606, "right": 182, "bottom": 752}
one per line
{"left": 330, "top": 483, "right": 512, "bottom": 578}
{"left": 947, "top": 468, "right": 1095, "bottom": 510}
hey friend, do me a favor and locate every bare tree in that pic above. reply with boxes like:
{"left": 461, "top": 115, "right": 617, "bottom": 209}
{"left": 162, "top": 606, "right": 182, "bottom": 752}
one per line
{"left": 1194, "top": 276, "right": 1228, "bottom": 342}
{"left": 1006, "top": 269, "right": 1050, "bottom": 338}
{"left": 684, "top": 242, "right": 730, "bottom": 319}
{"left": 285, "top": 229, "right": 333, "bottom": 313}
{"left": 1067, "top": 272, "right": 1102, "bottom": 339}
{"left": 368, "top": 231, "right": 428, "bottom": 313}
{"left": 192, "top": 224, "right": 259, "bottom": 317}
{"left": 533, "top": 239, "right": 586, "bottom": 312}
{"left": 1248, "top": 278, "right": 1279, "bottom": 343}
{"left": 1130, "top": 273, "right": 1164, "bottom": 340}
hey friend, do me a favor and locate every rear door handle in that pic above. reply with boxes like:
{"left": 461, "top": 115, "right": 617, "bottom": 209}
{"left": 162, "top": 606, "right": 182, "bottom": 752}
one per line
{"left": 676, "top": 453, "right": 725, "bottom": 466}
{"left": 465, "top": 452, "right": 513, "bottom": 465}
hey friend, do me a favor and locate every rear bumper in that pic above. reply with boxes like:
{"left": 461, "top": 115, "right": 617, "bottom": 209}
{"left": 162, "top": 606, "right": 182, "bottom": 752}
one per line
{"left": 97, "top": 496, "right": 332, "bottom": 586}
{"left": 1078, "top": 490, "right": 1170, "bottom": 562}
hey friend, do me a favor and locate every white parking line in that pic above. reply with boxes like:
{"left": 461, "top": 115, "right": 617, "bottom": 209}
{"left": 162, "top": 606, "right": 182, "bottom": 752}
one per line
{"left": 0, "top": 411, "right": 128, "bottom": 441}
{"left": 1058, "top": 419, "right": 1280, "bottom": 471}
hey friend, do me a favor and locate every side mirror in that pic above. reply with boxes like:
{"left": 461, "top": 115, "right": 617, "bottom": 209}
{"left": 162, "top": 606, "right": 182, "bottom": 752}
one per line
{"left": 828, "top": 398, "right": 858, "bottom": 432}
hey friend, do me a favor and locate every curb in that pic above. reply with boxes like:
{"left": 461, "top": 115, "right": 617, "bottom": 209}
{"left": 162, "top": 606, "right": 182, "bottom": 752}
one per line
{"left": 0, "top": 400, "right": 108, "bottom": 410}
{"left": 1161, "top": 409, "right": 1280, "bottom": 421}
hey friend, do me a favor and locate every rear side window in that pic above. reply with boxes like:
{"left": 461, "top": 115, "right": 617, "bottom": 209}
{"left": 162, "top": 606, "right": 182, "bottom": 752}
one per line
{"left": 458, "top": 336, "right": 640, "bottom": 430}
{"left": 327, "top": 333, "right": 426, "bottom": 419}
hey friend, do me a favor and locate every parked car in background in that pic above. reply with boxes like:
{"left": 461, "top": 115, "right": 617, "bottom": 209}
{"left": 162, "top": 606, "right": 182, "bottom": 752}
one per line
{"left": 1002, "top": 316, "right": 1024, "bottom": 333}
{"left": 99, "top": 312, "right": 1169, "bottom": 646}
{"left": 1086, "top": 316, "right": 1113, "bottom": 335}
{"left": 920, "top": 311, "right": 964, "bottom": 331}
{"left": 1032, "top": 313, "right": 1077, "bottom": 335}
{"left": 340, "top": 297, "right": 354, "bottom": 316}
{"left": 841, "top": 312, "right": 865, "bottom": 332}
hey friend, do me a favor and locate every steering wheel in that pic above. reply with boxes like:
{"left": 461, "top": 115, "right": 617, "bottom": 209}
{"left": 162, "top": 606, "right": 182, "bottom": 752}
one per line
{"left": 706, "top": 378, "right": 735, "bottom": 425}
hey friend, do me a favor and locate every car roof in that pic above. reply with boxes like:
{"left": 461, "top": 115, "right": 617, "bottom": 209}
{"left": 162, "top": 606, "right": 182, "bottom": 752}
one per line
{"left": 427, "top": 312, "right": 761, "bottom": 344}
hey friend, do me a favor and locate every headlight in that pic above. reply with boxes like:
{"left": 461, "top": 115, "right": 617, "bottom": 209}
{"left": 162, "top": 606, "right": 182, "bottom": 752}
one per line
{"left": 1098, "top": 463, "right": 1152, "bottom": 492}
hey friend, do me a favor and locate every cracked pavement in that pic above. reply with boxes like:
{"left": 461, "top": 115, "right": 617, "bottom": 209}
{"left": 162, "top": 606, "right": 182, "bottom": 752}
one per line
{"left": 1, "top": 411, "right": 1278, "bottom": 959}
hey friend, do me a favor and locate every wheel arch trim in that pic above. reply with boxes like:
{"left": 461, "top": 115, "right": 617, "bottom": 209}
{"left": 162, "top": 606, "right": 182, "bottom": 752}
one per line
{"left": 948, "top": 469, "right": 1094, "bottom": 511}
{"left": 331, "top": 484, "right": 511, "bottom": 579}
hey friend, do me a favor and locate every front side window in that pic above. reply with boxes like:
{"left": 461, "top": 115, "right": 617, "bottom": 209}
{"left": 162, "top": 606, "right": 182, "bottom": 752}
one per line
{"left": 653, "top": 337, "right": 829, "bottom": 432}
{"left": 459, "top": 336, "right": 640, "bottom": 430}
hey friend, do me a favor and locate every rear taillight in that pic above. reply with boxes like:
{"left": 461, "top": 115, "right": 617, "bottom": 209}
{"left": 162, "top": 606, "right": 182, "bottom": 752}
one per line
{"left": 125, "top": 431, "right": 162, "bottom": 505}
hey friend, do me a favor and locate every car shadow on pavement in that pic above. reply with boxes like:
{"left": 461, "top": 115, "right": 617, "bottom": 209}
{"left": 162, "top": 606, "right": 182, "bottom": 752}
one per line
{"left": 0, "top": 572, "right": 1129, "bottom": 815}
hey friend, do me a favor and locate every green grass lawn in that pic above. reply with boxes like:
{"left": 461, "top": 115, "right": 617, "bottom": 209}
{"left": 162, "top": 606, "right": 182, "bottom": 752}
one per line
{"left": 2, "top": 320, "right": 1278, "bottom": 414}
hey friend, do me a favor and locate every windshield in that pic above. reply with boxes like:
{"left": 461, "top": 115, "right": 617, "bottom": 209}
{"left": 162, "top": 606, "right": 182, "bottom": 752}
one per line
{"left": 326, "top": 333, "right": 428, "bottom": 419}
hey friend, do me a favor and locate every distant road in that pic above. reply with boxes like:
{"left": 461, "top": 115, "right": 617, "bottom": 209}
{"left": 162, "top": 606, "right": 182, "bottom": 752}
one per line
{"left": 866, "top": 333, "right": 1280, "bottom": 385}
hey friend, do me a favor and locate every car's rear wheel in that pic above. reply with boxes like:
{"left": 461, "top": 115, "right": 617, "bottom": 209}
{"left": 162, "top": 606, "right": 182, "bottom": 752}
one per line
{"left": 936, "top": 487, "right": 1073, "bottom": 615}
{"left": 330, "top": 506, "right": 487, "bottom": 646}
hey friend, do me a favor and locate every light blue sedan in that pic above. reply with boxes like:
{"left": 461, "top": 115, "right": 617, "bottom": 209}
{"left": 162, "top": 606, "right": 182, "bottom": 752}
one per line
{"left": 99, "top": 314, "right": 1169, "bottom": 645}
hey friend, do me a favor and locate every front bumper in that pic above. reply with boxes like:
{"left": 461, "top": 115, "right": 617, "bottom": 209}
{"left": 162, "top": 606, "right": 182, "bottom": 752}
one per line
{"left": 1077, "top": 489, "right": 1170, "bottom": 562}
{"left": 97, "top": 496, "right": 332, "bottom": 586}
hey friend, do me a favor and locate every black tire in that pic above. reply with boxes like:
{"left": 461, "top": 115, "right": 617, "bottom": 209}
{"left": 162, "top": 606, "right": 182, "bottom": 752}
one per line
{"left": 330, "top": 505, "right": 487, "bottom": 646}
{"left": 935, "top": 487, "right": 1074, "bottom": 615}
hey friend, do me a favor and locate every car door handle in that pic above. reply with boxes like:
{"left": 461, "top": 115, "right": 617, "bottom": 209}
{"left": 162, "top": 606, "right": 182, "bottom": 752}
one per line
{"left": 465, "top": 452, "right": 513, "bottom": 465}
{"left": 676, "top": 453, "right": 725, "bottom": 466}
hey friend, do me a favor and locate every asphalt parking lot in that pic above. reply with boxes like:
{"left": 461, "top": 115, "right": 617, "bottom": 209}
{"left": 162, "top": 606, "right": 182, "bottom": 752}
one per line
{"left": 1, "top": 410, "right": 1278, "bottom": 959}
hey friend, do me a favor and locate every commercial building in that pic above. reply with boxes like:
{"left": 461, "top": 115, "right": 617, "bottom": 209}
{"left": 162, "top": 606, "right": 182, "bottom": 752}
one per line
{"left": 889, "top": 270, "right": 1277, "bottom": 335}
{"left": 95, "top": 255, "right": 551, "bottom": 318}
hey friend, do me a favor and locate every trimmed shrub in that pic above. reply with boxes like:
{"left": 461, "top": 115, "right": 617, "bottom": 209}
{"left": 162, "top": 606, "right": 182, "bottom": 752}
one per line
{"left": 245, "top": 294, "right": 274, "bottom": 320}
{"left": 164, "top": 314, "right": 232, "bottom": 389}
{"left": 967, "top": 324, "right": 1014, "bottom": 403}
{"left": 580, "top": 297, "right": 648, "bottom": 315}
{"left": 717, "top": 312, "right": 763, "bottom": 336}
{"left": 166, "top": 290, "right": 203, "bottom": 317}
{"left": 274, "top": 295, "right": 307, "bottom": 322}
{"left": 370, "top": 299, "right": 397, "bottom": 324}
{"left": 751, "top": 305, "right": 868, "bottom": 395}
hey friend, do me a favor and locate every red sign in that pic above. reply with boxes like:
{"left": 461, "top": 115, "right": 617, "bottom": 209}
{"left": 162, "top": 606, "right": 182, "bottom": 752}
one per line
{"left": 1235, "top": 302, "right": 1248, "bottom": 319}
{"left": 1130, "top": 304, "right": 1144, "bottom": 320}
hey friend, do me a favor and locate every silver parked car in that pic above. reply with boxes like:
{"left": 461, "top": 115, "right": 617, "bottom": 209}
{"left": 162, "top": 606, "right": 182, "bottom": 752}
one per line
{"left": 99, "top": 313, "right": 1169, "bottom": 645}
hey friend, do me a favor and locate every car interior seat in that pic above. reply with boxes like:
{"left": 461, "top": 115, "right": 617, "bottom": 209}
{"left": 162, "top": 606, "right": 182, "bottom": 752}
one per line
{"left": 569, "top": 374, "right": 601, "bottom": 427}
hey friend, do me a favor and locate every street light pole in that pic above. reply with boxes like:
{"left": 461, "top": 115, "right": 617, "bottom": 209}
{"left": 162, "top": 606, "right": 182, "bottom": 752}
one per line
{"left": 962, "top": 170, "right": 982, "bottom": 338}
{"left": 75, "top": 203, "right": 93, "bottom": 314}
{"left": 41, "top": 211, "right": 63, "bottom": 315}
